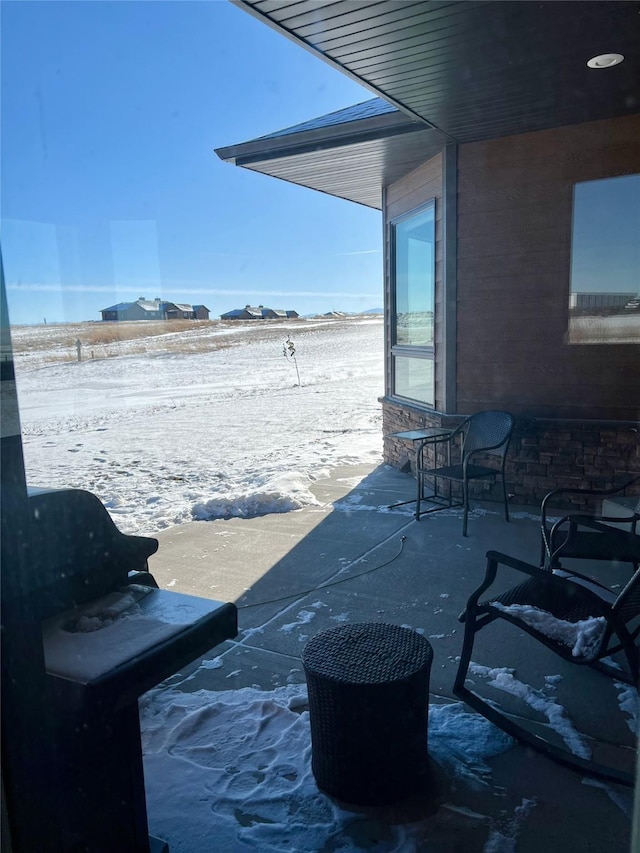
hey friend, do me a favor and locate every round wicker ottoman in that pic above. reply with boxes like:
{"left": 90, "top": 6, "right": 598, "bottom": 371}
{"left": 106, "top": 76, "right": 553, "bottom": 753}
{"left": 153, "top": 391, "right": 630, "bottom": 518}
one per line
{"left": 302, "top": 622, "right": 433, "bottom": 806}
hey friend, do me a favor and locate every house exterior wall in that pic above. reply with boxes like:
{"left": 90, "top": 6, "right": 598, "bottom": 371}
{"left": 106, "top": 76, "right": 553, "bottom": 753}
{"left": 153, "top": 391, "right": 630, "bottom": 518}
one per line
{"left": 455, "top": 114, "right": 640, "bottom": 422}
{"left": 381, "top": 115, "right": 640, "bottom": 506}
{"left": 166, "top": 309, "right": 195, "bottom": 319}
{"left": 118, "top": 304, "right": 155, "bottom": 321}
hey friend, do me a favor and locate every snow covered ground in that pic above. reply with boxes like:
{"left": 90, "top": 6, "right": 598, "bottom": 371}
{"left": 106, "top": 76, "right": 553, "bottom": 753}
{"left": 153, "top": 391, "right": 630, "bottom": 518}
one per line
{"left": 141, "top": 681, "right": 522, "bottom": 853}
{"left": 140, "top": 672, "right": 636, "bottom": 851}
{"left": 12, "top": 317, "right": 384, "bottom": 534}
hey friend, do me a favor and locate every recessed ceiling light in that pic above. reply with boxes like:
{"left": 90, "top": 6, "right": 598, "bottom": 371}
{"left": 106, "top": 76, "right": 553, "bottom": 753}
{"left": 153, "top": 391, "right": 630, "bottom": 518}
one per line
{"left": 587, "top": 53, "right": 624, "bottom": 69}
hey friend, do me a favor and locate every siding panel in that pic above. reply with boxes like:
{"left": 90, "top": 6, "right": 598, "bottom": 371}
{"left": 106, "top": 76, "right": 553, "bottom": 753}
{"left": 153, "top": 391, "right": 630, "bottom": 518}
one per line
{"left": 456, "top": 115, "right": 640, "bottom": 420}
{"left": 386, "top": 155, "right": 443, "bottom": 205}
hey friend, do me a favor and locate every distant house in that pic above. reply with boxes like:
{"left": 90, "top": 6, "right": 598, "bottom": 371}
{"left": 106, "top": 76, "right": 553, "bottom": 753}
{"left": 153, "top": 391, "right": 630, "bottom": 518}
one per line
{"left": 100, "top": 299, "right": 164, "bottom": 321}
{"left": 100, "top": 298, "right": 209, "bottom": 321}
{"left": 220, "top": 304, "right": 297, "bottom": 320}
{"left": 220, "top": 305, "right": 263, "bottom": 320}
{"left": 163, "top": 302, "right": 195, "bottom": 320}
{"left": 286, "top": 310, "right": 299, "bottom": 319}
{"left": 100, "top": 302, "right": 132, "bottom": 322}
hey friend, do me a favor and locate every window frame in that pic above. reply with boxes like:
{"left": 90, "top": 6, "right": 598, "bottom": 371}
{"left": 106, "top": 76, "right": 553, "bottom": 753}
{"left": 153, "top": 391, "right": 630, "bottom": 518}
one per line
{"left": 389, "top": 199, "right": 436, "bottom": 407}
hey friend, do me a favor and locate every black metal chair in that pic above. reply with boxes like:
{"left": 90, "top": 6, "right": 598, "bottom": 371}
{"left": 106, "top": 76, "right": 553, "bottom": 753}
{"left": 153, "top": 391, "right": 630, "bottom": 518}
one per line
{"left": 416, "top": 410, "right": 514, "bottom": 536}
{"left": 540, "top": 478, "right": 640, "bottom": 572}
{"left": 454, "top": 550, "right": 639, "bottom": 786}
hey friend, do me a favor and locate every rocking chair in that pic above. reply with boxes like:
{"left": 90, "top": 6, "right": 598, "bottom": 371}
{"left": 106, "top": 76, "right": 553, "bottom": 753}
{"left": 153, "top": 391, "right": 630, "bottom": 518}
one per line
{"left": 454, "top": 550, "right": 639, "bottom": 786}
{"left": 540, "top": 478, "right": 640, "bottom": 572}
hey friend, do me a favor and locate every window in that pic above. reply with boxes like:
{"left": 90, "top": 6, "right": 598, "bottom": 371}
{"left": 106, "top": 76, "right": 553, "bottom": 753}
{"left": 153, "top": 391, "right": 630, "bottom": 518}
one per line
{"left": 569, "top": 174, "right": 640, "bottom": 344}
{"left": 390, "top": 202, "right": 435, "bottom": 406}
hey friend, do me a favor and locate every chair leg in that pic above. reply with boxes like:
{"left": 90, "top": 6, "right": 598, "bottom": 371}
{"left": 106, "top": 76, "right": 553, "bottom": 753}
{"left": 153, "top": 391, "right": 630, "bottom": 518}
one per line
{"left": 462, "top": 477, "right": 469, "bottom": 536}
{"left": 455, "top": 676, "right": 634, "bottom": 787}
{"left": 622, "top": 635, "right": 639, "bottom": 685}
{"left": 415, "top": 443, "right": 426, "bottom": 520}
{"left": 453, "top": 606, "right": 478, "bottom": 696}
{"left": 590, "top": 658, "right": 636, "bottom": 686}
{"left": 454, "top": 616, "right": 636, "bottom": 787}
{"left": 501, "top": 470, "right": 510, "bottom": 523}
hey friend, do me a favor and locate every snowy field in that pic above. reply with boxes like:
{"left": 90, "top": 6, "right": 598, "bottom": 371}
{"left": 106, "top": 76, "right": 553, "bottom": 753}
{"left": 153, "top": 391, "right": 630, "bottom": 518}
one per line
{"left": 12, "top": 316, "right": 384, "bottom": 535}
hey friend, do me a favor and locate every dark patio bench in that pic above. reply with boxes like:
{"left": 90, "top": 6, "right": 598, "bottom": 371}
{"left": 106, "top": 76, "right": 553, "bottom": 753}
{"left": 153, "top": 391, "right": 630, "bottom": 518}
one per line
{"left": 29, "top": 486, "right": 238, "bottom": 852}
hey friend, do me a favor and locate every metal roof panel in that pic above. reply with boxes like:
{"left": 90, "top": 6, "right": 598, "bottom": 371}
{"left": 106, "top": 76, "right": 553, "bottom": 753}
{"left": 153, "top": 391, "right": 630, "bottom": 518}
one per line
{"left": 254, "top": 97, "right": 397, "bottom": 141}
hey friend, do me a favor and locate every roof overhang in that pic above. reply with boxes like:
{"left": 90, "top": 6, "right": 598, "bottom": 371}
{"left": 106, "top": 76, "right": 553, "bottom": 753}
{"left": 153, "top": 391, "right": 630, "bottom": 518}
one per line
{"left": 218, "top": 1, "right": 640, "bottom": 209}
{"left": 215, "top": 102, "right": 445, "bottom": 209}
{"left": 232, "top": 1, "right": 640, "bottom": 142}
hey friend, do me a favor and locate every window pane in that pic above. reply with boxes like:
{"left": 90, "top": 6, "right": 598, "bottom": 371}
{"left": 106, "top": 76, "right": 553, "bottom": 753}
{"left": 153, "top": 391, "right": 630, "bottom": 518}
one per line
{"left": 394, "top": 356, "right": 434, "bottom": 406}
{"left": 569, "top": 174, "right": 640, "bottom": 344}
{"left": 393, "top": 205, "right": 435, "bottom": 346}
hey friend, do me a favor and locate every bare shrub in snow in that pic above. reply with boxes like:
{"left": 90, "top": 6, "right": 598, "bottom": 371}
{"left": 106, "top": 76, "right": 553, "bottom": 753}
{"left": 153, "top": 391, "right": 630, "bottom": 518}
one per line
{"left": 283, "top": 335, "right": 301, "bottom": 386}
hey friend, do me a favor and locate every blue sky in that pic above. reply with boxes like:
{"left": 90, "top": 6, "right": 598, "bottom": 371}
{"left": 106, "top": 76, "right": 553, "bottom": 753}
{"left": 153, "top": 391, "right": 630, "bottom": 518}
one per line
{"left": 1, "top": 1, "right": 382, "bottom": 325}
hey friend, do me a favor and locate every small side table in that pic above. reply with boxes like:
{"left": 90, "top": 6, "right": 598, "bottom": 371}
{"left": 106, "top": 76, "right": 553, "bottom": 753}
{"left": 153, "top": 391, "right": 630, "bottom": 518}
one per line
{"left": 386, "top": 428, "right": 452, "bottom": 518}
{"left": 302, "top": 623, "right": 433, "bottom": 806}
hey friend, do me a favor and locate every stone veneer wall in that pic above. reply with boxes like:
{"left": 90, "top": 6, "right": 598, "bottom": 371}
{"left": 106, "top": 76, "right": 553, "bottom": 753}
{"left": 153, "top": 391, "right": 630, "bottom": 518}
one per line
{"left": 381, "top": 398, "right": 640, "bottom": 509}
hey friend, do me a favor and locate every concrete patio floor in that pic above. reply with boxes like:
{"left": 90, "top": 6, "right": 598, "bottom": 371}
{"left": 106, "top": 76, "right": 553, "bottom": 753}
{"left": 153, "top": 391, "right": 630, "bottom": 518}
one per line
{"left": 148, "top": 463, "right": 637, "bottom": 852}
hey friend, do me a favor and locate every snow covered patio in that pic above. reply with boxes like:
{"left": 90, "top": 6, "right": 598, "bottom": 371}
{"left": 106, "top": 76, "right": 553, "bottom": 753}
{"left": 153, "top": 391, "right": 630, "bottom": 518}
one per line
{"left": 143, "top": 462, "right": 637, "bottom": 852}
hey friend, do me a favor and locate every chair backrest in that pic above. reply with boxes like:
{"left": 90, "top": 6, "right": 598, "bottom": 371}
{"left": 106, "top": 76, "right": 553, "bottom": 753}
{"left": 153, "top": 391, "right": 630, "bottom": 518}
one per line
{"left": 461, "top": 410, "right": 514, "bottom": 459}
{"left": 540, "top": 476, "right": 640, "bottom": 568}
{"left": 27, "top": 487, "right": 159, "bottom": 619}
